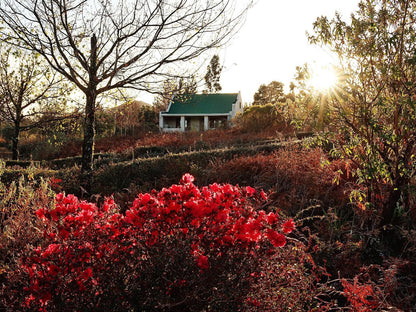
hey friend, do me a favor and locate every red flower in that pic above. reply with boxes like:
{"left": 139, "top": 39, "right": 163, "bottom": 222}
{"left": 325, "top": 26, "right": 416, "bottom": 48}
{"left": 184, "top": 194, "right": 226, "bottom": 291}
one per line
{"left": 245, "top": 186, "right": 256, "bottom": 196}
{"left": 196, "top": 255, "right": 209, "bottom": 270}
{"left": 138, "top": 193, "right": 152, "bottom": 205}
{"left": 35, "top": 208, "right": 47, "bottom": 220}
{"left": 266, "top": 229, "right": 286, "bottom": 247}
{"left": 24, "top": 294, "right": 35, "bottom": 307}
{"left": 180, "top": 173, "right": 194, "bottom": 185}
{"left": 39, "top": 292, "right": 52, "bottom": 306}
{"left": 42, "top": 244, "right": 61, "bottom": 258}
{"left": 47, "top": 264, "right": 60, "bottom": 277}
{"left": 266, "top": 212, "right": 278, "bottom": 225}
{"left": 55, "top": 193, "right": 64, "bottom": 202}
{"left": 282, "top": 219, "right": 295, "bottom": 234}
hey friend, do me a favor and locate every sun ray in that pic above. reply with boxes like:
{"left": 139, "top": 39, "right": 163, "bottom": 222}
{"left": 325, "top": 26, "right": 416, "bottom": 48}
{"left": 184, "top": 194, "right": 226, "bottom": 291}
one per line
{"left": 308, "top": 64, "right": 338, "bottom": 92}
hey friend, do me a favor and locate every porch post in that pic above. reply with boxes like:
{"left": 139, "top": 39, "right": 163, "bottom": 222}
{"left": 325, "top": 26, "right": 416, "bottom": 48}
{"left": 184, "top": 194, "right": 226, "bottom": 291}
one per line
{"left": 204, "top": 116, "right": 209, "bottom": 131}
{"left": 180, "top": 116, "right": 185, "bottom": 131}
{"left": 159, "top": 112, "right": 164, "bottom": 130}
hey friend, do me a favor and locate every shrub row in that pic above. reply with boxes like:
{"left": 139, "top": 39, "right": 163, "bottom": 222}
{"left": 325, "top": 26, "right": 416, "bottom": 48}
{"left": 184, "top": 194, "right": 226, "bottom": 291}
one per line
{"left": 92, "top": 141, "right": 302, "bottom": 194}
{"left": 1, "top": 141, "right": 301, "bottom": 197}
{"left": 6, "top": 135, "right": 294, "bottom": 170}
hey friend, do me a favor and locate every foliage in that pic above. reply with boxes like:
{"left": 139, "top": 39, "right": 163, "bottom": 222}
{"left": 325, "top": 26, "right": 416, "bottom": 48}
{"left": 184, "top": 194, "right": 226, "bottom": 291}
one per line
{"left": 177, "top": 76, "right": 199, "bottom": 96}
{"left": 252, "top": 81, "right": 286, "bottom": 106}
{"left": 0, "top": 43, "right": 72, "bottom": 160}
{"left": 308, "top": 0, "right": 416, "bottom": 224}
{"left": 96, "top": 100, "right": 159, "bottom": 138}
{"left": 249, "top": 81, "right": 294, "bottom": 133}
{"left": 91, "top": 145, "right": 251, "bottom": 194}
{"left": 204, "top": 55, "right": 223, "bottom": 93}
{"left": 14, "top": 127, "right": 291, "bottom": 162}
{"left": 81, "top": 129, "right": 285, "bottom": 157}
{"left": 340, "top": 258, "right": 415, "bottom": 311}
{"left": 0, "top": 163, "right": 80, "bottom": 196}
{"left": 0, "top": 174, "right": 326, "bottom": 311}
{"left": 0, "top": 161, "right": 56, "bottom": 235}
{"left": 286, "top": 64, "right": 332, "bottom": 131}
{"left": 207, "top": 147, "right": 350, "bottom": 213}
{"left": 237, "top": 103, "right": 289, "bottom": 133}
{"left": 244, "top": 241, "right": 327, "bottom": 311}
{"left": 1, "top": 140, "right": 416, "bottom": 310}
{"left": 152, "top": 80, "right": 178, "bottom": 112}
{"left": 153, "top": 77, "right": 199, "bottom": 113}
{"left": 35, "top": 113, "right": 82, "bottom": 141}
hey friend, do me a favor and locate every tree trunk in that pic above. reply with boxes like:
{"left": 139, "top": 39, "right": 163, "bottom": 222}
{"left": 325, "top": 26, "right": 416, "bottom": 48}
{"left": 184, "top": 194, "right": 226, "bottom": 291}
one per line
{"left": 382, "top": 177, "right": 409, "bottom": 225}
{"left": 382, "top": 189, "right": 399, "bottom": 225}
{"left": 80, "top": 34, "right": 98, "bottom": 194}
{"left": 11, "top": 121, "right": 20, "bottom": 160}
{"left": 81, "top": 91, "right": 96, "bottom": 193}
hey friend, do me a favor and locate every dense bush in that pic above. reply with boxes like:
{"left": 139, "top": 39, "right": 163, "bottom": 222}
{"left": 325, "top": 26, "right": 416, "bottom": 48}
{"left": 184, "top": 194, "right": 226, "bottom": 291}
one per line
{"left": 207, "top": 147, "right": 350, "bottom": 213}
{"left": 0, "top": 162, "right": 57, "bottom": 310}
{"left": 236, "top": 104, "right": 289, "bottom": 133}
{"left": 0, "top": 174, "right": 336, "bottom": 311}
{"left": 0, "top": 164, "right": 79, "bottom": 196}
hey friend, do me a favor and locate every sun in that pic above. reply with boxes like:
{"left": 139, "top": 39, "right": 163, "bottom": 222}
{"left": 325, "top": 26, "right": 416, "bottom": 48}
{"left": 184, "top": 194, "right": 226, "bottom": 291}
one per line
{"left": 308, "top": 64, "right": 338, "bottom": 92}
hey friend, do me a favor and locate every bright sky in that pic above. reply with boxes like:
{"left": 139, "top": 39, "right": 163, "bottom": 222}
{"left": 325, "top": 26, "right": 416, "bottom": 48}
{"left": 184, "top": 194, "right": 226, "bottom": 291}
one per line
{"left": 219, "top": 0, "right": 361, "bottom": 104}
{"left": 140, "top": 0, "right": 361, "bottom": 105}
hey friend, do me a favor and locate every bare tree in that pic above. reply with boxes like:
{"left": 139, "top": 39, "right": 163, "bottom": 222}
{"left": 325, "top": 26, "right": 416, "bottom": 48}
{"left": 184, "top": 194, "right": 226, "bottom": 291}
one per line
{"left": 153, "top": 76, "right": 198, "bottom": 112}
{"left": 0, "top": 0, "right": 250, "bottom": 191}
{"left": 0, "top": 43, "right": 71, "bottom": 160}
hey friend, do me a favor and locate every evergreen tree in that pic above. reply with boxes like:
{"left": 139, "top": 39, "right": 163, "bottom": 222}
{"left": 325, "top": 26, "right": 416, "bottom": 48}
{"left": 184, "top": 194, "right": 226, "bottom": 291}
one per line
{"left": 204, "top": 55, "right": 223, "bottom": 93}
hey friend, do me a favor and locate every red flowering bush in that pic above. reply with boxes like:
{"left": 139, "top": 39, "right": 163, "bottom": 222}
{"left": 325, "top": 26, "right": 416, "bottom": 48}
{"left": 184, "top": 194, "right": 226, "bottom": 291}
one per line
{"left": 8, "top": 174, "right": 305, "bottom": 311}
{"left": 342, "top": 277, "right": 379, "bottom": 312}
{"left": 338, "top": 259, "right": 414, "bottom": 312}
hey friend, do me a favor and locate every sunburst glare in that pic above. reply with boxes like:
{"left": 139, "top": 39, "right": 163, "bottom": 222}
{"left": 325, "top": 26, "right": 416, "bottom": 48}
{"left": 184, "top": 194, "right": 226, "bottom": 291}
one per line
{"left": 308, "top": 64, "right": 338, "bottom": 92}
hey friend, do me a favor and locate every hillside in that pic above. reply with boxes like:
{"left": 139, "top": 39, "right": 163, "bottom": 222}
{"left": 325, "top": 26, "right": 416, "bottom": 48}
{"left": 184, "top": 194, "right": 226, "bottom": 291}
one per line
{"left": 1, "top": 130, "right": 415, "bottom": 310}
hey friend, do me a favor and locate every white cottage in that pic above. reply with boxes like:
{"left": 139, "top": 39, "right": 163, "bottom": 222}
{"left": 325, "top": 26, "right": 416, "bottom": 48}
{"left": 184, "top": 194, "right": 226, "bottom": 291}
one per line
{"left": 159, "top": 92, "right": 243, "bottom": 132}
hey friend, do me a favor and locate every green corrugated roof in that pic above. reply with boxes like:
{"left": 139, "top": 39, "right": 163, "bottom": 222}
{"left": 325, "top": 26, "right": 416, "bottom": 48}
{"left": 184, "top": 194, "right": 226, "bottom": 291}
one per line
{"left": 166, "top": 93, "right": 238, "bottom": 115}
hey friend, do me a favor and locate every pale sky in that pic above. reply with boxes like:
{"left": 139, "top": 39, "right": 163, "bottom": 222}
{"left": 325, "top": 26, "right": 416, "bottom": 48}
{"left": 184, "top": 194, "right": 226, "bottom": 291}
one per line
{"left": 140, "top": 0, "right": 361, "bottom": 105}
